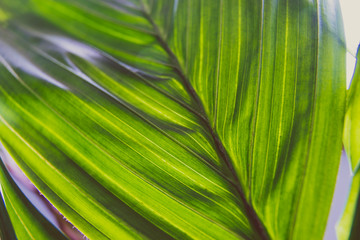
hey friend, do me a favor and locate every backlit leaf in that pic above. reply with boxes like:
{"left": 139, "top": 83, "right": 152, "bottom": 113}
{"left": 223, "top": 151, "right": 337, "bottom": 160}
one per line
{"left": 338, "top": 45, "right": 360, "bottom": 240}
{"left": 0, "top": 0, "right": 346, "bottom": 239}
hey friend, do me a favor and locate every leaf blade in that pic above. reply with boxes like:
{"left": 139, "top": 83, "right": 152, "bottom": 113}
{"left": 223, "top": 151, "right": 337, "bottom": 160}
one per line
{"left": 338, "top": 45, "right": 360, "bottom": 240}
{"left": 0, "top": 159, "right": 66, "bottom": 240}
{"left": 0, "top": 0, "right": 347, "bottom": 239}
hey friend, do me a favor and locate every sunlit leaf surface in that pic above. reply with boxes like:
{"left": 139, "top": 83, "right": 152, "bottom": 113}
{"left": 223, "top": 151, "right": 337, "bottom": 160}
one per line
{"left": 338, "top": 45, "right": 360, "bottom": 240}
{"left": 344, "top": 46, "right": 360, "bottom": 173}
{"left": 0, "top": 0, "right": 346, "bottom": 239}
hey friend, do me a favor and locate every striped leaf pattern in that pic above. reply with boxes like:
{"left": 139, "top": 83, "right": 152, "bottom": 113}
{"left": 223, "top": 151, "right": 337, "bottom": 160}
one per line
{"left": 0, "top": 0, "right": 346, "bottom": 239}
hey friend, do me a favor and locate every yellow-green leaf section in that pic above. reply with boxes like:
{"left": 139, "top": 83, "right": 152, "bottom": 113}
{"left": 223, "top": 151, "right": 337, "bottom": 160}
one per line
{"left": 0, "top": 0, "right": 346, "bottom": 239}
{"left": 338, "top": 45, "right": 360, "bottom": 240}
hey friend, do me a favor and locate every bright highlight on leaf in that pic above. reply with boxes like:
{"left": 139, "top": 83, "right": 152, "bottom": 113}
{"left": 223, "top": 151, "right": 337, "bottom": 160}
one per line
{"left": 0, "top": 0, "right": 349, "bottom": 239}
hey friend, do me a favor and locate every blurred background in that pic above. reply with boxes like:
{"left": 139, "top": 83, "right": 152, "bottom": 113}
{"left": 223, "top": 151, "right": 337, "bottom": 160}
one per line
{"left": 324, "top": 0, "right": 360, "bottom": 239}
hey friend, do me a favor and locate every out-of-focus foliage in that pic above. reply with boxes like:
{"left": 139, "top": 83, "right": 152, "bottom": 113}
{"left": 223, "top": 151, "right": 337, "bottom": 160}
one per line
{"left": 338, "top": 45, "right": 360, "bottom": 240}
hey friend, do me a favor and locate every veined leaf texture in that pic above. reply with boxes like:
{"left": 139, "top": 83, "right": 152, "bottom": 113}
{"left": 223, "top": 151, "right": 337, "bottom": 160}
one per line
{"left": 0, "top": 0, "right": 349, "bottom": 239}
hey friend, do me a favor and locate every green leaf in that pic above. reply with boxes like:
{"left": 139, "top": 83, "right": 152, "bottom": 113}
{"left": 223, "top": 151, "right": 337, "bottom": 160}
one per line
{"left": 0, "top": 184, "right": 17, "bottom": 240}
{"left": 0, "top": 0, "right": 346, "bottom": 239}
{"left": 338, "top": 45, "right": 360, "bottom": 240}
{"left": 344, "top": 45, "right": 360, "bottom": 172}
{"left": 0, "top": 159, "right": 66, "bottom": 239}
{"left": 337, "top": 171, "right": 360, "bottom": 240}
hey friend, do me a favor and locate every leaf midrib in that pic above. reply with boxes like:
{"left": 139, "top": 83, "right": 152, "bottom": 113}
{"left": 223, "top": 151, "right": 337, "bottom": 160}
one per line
{"left": 140, "top": 3, "right": 270, "bottom": 239}
{"left": 0, "top": 29, "right": 246, "bottom": 239}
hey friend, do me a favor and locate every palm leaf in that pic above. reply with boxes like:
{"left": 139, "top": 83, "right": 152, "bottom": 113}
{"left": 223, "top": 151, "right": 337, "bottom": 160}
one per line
{"left": 0, "top": 0, "right": 346, "bottom": 239}
{"left": 338, "top": 45, "right": 360, "bottom": 240}
{"left": 0, "top": 184, "right": 17, "bottom": 240}
{"left": 343, "top": 45, "right": 360, "bottom": 173}
{"left": 0, "top": 159, "right": 66, "bottom": 239}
